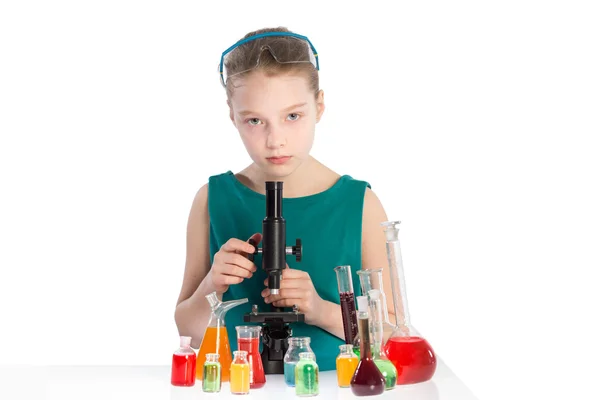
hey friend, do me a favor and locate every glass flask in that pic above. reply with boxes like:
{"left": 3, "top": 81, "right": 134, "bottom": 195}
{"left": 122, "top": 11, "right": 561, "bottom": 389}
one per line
{"left": 336, "top": 344, "right": 358, "bottom": 388}
{"left": 295, "top": 352, "right": 319, "bottom": 397}
{"left": 236, "top": 325, "right": 266, "bottom": 389}
{"left": 229, "top": 350, "right": 250, "bottom": 395}
{"left": 170, "top": 335, "right": 196, "bottom": 386}
{"left": 283, "top": 337, "right": 313, "bottom": 387}
{"left": 367, "top": 289, "right": 397, "bottom": 389}
{"left": 202, "top": 353, "right": 221, "bottom": 393}
{"left": 350, "top": 296, "right": 385, "bottom": 396}
{"left": 197, "top": 291, "right": 248, "bottom": 382}
{"left": 357, "top": 268, "right": 396, "bottom": 337}
{"left": 334, "top": 265, "right": 360, "bottom": 355}
{"left": 382, "top": 220, "right": 437, "bottom": 384}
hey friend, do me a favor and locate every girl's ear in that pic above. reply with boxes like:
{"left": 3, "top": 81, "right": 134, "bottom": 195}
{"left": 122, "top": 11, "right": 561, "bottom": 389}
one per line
{"left": 316, "top": 90, "right": 325, "bottom": 123}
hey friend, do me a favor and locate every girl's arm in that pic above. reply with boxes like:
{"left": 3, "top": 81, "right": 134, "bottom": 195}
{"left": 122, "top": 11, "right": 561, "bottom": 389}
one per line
{"left": 315, "top": 187, "right": 396, "bottom": 339}
{"left": 173, "top": 184, "right": 219, "bottom": 349}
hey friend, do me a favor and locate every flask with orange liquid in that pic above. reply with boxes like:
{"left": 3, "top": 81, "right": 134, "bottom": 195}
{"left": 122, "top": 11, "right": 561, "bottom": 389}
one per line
{"left": 196, "top": 291, "right": 248, "bottom": 382}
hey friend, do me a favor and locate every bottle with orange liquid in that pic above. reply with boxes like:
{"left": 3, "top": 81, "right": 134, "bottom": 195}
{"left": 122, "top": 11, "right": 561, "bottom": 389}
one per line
{"left": 196, "top": 291, "right": 248, "bottom": 383}
{"left": 336, "top": 344, "right": 358, "bottom": 388}
{"left": 230, "top": 350, "right": 250, "bottom": 395}
{"left": 381, "top": 220, "right": 437, "bottom": 385}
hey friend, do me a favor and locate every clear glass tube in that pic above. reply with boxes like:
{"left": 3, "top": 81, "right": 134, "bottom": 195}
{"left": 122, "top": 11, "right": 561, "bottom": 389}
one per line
{"left": 357, "top": 268, "right": 395, "bottom": 332}
{"left": 381, "top": 221, "right": 411, "bottom": 333}
{"left": 334, "top": 265, "right": 358, "bottom": 345}
{"left": 368, "top": 289, "right": 397, "bottom": 390}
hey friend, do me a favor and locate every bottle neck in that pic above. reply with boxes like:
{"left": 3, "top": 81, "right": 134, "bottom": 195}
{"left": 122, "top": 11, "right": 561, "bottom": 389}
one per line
{"left": 386, "top": 239, "right": 411, "bottom": 328}
{"left": 358, "top": 314, "right": 372, "bottom": 359}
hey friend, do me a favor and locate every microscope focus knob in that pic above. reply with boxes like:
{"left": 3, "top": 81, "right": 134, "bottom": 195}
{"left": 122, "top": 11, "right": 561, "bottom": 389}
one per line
{"left": 247, "top": 238, "right": 259, "bottom": 262}
{"left": 293, "top": 238, "right": 302, "bottom": 262}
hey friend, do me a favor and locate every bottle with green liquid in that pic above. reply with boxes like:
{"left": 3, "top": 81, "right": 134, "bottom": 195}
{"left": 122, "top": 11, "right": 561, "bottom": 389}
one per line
{"left": 202, "top": 353, "right": 221, "bottom": 393}
{"left": 295, "top": 352, "right": 319, "bottom": 397}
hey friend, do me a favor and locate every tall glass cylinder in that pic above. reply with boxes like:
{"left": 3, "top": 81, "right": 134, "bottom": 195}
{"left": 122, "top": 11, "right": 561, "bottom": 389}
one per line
{"left": 334, "top": 265, "right": 358, "bottom": 345}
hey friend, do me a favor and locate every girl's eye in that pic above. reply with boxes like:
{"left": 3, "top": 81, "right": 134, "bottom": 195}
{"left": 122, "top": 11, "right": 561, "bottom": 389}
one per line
{"left": 288, "top": 113, "right": 300, "bottom": 121}
{"left": 247, "top": 118, "right": 261, "bottom": 126}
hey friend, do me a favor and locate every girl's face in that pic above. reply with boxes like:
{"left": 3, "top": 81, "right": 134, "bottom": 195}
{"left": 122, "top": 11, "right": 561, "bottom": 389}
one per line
{"left": 228, "top": 71, "right": 325, "bottom": 178}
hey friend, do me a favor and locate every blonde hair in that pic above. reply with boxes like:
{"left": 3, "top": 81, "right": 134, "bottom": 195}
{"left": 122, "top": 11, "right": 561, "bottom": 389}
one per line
{"left": 224, "top": 27, "right": 320, "bottom": 99}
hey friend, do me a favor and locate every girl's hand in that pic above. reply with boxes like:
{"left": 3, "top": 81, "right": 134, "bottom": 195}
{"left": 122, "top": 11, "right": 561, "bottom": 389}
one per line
{"left": 261, "top": 267, "right": 325, "bottom": 325}
{"left": 208, "top": 233, "right": 261, "bottom": 294}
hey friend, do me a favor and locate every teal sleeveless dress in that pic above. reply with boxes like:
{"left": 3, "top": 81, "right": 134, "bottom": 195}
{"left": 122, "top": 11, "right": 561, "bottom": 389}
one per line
{"left": 207, "top": 170, "right": 371, "bottom": 371}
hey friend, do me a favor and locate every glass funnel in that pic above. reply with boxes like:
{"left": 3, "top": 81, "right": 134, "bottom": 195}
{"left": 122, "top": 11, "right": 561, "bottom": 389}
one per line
{"left": 357, "top": 268, "right": 396, "bottom": 337}
{"left": 381, "top": 220, "right": 437, "bottom": 385}
{"left": 367, "top": 289, "right": 397, "bottom": 390}
{"left": 196, "top": 291, "right": 248, "bottom": 382}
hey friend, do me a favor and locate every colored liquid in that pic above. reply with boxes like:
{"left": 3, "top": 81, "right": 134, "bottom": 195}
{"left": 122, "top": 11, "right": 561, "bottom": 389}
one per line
{"left": 374, "top": 358, "right": 397, "bottom": 389}
{"left": 353, "top": 346, "right": 360, "bottom": 357}
{"left": 350, "top": 359, "right": 386, "bottom": 396}
{"left": 238, "top": 337, "right": 266, "bottom": 389}
{"left": 384, "top": 336, "right": 437, "bottom": 385}
{"left": 295, "top": 360, "right": 318, "bottom": 396}
{"left": 284, "top": 361, "right": 297, "bottom": 386}
{"left": 171, "top": 353, "right": 196, "bottom": 386}
{"left": 336, "top": 356, "right": 358, "bottom": 387}
{"left": 230, "top": 363, "right": 250, "bottom": 394}
{"left": 339, "top": 291, "right": 358, "bottom": 344}
{"left": 197, "top": 327, "right": 232, "bottom": 382}
{"left": 202, "top": 362, "right": 221, "bottom": 392}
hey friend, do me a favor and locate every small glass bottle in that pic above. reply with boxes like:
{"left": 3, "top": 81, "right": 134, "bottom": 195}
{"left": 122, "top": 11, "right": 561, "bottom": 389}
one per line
{"left": 283, "top": 337, "right": 313, "bottom": 387}
{"left": 229, "top": 350, "right": 250, "bottom": 395}
{"left": 350, "top": 296, "right": 385, "bottom": 396}
{"left": 202, "top": 353, "right": 221, "bottom": 393}
{"left": 170, "top": 336, "right": 196, "bottom": 386}
{"left": 295, "top": 352, "right": 319, "bottom": 397}
{"left": 336, "top": 344, "right": 358, "bottom": 388}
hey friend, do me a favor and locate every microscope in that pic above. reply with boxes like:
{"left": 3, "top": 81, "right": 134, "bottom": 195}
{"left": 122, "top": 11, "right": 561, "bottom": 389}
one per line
{"left": 244, "top": 181, "right": 305, "bottom": 374}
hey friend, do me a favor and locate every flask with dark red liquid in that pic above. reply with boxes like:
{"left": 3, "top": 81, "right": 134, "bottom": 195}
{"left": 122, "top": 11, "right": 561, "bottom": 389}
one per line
{"left": 350, "top": 296, "right": 385, "bottom": 396}
{"left": 382, "top": 220, "right": 437, "bottom": 385}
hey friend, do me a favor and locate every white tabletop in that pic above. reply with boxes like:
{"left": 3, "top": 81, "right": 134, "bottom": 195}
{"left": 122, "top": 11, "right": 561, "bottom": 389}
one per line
{"left": 0, "top": 358, "right": 477, "bottom": 400}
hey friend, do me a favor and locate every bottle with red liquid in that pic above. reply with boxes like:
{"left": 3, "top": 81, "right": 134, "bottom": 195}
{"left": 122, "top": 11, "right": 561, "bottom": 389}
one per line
{"left": 171, "top": 336, "right": 197, "bottom": 386}
{"left": 382, "top": 220, "right": 437, "bottom": 385}
{"left": 236, "top": 325, "right": 266, "bottom": 389}
{"left": 334, "top": 265, "right": 360, "bottom": 355}
{"left": 350, "top": 296, "right": 385, "bottom": 396}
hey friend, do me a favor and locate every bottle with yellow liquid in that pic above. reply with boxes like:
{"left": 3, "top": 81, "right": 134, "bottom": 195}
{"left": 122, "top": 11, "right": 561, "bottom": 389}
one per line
{"left": 336, "top": 344, "right": 359, "bottom": 388}
{"left": 196, "top": 291, "right": 248, "bottom": 382}
{"left": 230, "top": 350, "right": 250, "bottom": 395}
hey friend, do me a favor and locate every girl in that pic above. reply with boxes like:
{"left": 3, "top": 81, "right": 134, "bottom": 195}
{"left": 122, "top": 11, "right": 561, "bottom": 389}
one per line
{"left": 174, "top": 27, "right": 396, "bottom": 371}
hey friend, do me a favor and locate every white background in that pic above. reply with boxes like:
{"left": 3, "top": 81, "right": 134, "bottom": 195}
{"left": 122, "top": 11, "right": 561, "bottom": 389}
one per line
{"left": 1, "top": 1, "right": 599, "bottom": 399}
